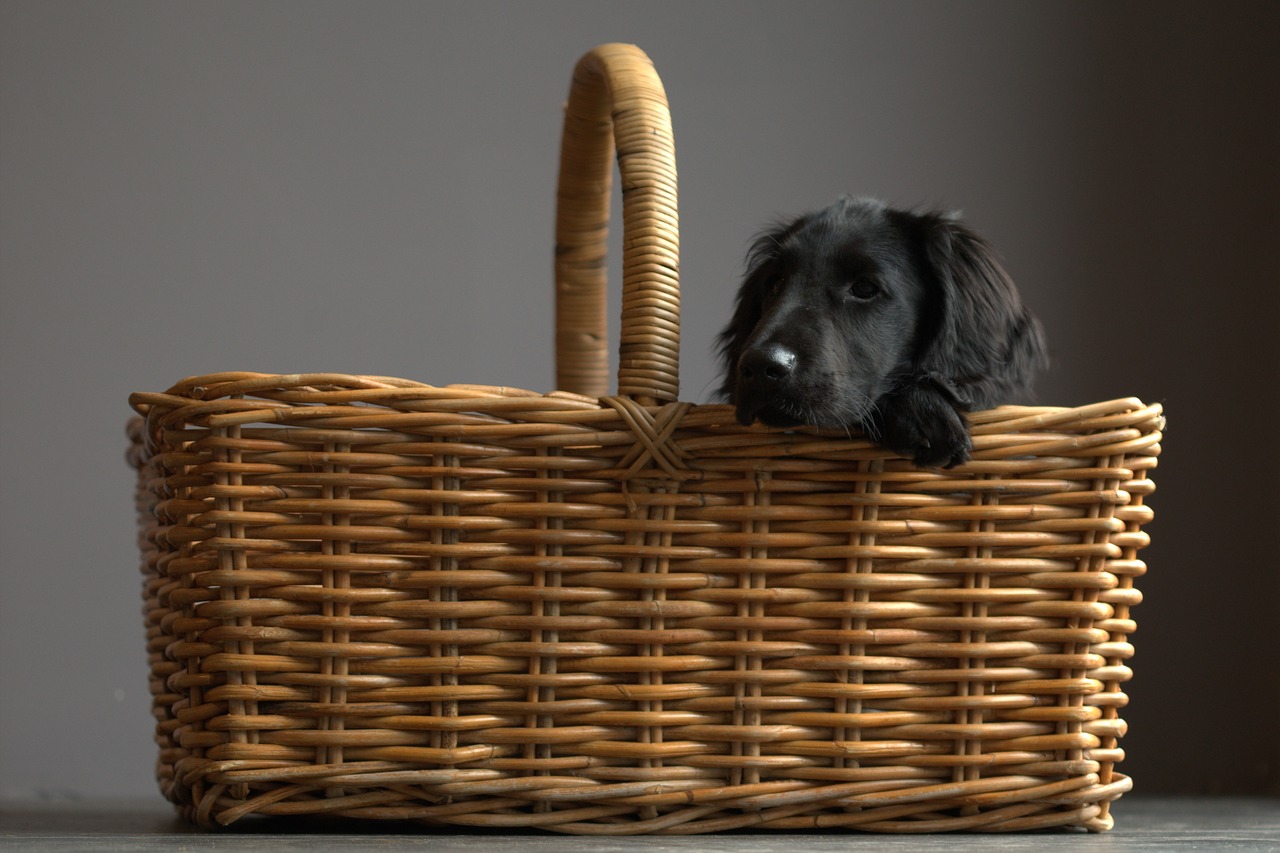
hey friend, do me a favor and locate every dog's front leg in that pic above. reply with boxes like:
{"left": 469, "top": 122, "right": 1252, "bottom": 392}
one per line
{"left": 869, "top": 375, "right": 973, "bottom": 468}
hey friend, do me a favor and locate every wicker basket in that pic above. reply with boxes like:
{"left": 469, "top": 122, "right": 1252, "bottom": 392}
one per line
{"left": 127, "top": 43, "right": 1163, "bottom": 833}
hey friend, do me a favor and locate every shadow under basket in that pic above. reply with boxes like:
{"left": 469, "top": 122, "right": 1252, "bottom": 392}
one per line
{"left": 126, "top": 44, "right": 1164, "bottom": 834}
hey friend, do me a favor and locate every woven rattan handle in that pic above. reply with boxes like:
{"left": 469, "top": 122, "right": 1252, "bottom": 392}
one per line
{"left": 555, "top": 44, "right": 680, "bottom": 405}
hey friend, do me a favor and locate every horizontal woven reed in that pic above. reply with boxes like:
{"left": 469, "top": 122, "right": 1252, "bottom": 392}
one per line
{"left": 126, "top": 44, "right": 1163, "bottom": 834}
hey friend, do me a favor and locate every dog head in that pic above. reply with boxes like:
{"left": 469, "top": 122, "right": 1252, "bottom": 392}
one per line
{"left": 717, "top": 196, "right": 1046, "bottom": 429}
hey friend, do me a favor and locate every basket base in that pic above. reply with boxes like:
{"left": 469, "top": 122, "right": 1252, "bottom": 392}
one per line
{"left": 164, "top": 773, "right": 1131, "bottom": 834}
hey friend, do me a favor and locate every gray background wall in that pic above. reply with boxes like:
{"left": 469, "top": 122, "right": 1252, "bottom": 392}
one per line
{"left": 1, "top": 1, "right": 1276, "bottom": 802}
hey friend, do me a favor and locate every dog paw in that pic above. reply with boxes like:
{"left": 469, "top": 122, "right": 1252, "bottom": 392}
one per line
{"left": 909, "top": 423, "right": 972, "bottom": 469}
{"left": 874, "top": 392, "right": 973, "bottom": 469}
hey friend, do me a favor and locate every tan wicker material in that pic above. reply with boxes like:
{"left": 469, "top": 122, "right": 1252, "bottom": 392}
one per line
{"left": 555, "top": 45, "right": 679, "bottom": 405}
{"left": 127, "top": 44, "right": 1163, "bottom": 834}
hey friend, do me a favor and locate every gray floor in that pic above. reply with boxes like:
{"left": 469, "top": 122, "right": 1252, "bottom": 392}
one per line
{"left": 1, "top": 796, "right": 1277, "bottom": 851}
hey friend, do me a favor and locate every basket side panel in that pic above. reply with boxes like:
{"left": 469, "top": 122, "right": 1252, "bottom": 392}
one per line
{"left": 128, "top": 386, "right": 1160, "bottom": 832}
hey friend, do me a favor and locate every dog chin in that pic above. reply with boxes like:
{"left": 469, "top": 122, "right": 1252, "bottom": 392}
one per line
{"left": 733, "top": 395, "right": 866, "bottom": 431}
{"left": 735, "top": 403, "right": 797, "bottom": 428}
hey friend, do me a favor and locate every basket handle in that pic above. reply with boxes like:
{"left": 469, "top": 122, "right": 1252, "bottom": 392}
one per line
{"left": 555, "top": 44, "right": 680, "bottom": 406}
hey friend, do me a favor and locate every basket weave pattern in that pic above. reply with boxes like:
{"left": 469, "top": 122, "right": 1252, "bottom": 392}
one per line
{"left": 127, "top": 45, "right": 1162, "bottom": 834}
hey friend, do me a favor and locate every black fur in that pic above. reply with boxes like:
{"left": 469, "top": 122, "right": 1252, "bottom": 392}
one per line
{"left": 717, "top": 196, "right": 1047, "bottom": 468}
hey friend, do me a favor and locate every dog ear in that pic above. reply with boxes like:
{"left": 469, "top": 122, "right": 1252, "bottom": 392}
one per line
{"left": 909, "top": 212, "right": 1048, "bottom": 409}
{"left": 715, "top": 219, "right": 804, "bottom": 401}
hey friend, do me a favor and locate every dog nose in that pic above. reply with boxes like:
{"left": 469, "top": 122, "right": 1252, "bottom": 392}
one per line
{"left": 739, "top": 343, "right": 798, "bottom": 386}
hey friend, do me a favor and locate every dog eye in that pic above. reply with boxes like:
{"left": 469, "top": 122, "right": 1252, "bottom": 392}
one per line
{"left": 766, "top": 275, "right": 787, "bottom": 298}
{"left": 847, "top": 277, "right": 880, "bottom": 300}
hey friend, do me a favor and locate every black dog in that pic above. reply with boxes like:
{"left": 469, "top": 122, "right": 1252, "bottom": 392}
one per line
{"left": 717, "top": 196, "right": 1047, "bottom": 468}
